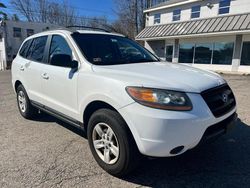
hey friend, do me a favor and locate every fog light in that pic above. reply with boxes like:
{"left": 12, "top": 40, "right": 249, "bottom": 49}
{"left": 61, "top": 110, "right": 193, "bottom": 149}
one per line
{"left": 170, "top": 146, "right": 184, "bottom": 155}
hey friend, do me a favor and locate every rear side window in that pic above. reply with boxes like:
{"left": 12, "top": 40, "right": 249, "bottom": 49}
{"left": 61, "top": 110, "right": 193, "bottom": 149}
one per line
{"left": 19, "top": 39, "right": 32, "bottom": 58}
{"left": 27, "top": 36, "right": 48, "bottom": 62}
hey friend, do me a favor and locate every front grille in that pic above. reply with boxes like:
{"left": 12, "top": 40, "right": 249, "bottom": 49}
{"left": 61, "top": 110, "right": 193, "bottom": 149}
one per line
{"left": 201, "top": 84, "right": 236, "bottom": 118}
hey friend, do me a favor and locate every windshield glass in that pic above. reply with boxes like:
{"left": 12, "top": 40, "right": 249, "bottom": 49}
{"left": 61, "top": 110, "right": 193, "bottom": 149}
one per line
{"left": 72, "top": 33, "right": 159, "bottom": 65}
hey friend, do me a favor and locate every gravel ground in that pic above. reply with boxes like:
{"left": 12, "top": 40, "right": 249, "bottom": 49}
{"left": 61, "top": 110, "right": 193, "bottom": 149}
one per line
{"left": 0, "top": 71, "right": 250, "bottom": 188}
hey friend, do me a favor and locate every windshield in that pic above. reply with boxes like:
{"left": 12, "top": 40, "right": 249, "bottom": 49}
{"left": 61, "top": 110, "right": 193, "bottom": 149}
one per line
{"left": 72, "top": 33, "right": 159, "bottom": 65}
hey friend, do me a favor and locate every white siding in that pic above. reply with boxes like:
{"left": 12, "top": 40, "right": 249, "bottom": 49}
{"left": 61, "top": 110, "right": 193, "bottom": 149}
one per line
{"left": 147, "top": 0, "right": 250, "bottom": 26}
{"left": 0, "top": 37, "right": 8, "bottom": 70}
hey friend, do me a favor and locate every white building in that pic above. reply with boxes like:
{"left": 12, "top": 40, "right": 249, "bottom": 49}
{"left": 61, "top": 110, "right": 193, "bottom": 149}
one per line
{"left": 0, "top": 20, "right": 58, "bottom": 70}
{"left": 137, "top": 0, "right": 250, "bottom": 73}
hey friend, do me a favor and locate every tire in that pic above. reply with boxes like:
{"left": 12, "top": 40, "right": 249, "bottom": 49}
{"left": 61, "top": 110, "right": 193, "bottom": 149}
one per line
{"left": 16, "top": 84, "right": 38, "bottom": 119}
{"left": 87, "top": 109, "right": 140, "bottom": 177}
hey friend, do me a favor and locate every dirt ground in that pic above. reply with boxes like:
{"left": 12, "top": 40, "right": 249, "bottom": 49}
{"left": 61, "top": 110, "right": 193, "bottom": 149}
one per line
{"left": 0, "top": 71, "right": 250, "bottom": 188}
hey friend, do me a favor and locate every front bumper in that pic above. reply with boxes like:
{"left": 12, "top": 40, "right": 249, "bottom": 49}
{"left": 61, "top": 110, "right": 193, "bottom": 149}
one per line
{"left": 198, "top": 112, "right": 237, "bottom": 144}
{"left": 119, "top": 92, "right": 237, "bottom": 157}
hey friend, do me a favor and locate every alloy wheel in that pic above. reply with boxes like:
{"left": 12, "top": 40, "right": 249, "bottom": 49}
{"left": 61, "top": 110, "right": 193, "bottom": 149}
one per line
{"left": 18, "top": 90, "right": 26, "bottom": 113}
{"left": 92, "top": 122, "right": 119, "bottom": 164}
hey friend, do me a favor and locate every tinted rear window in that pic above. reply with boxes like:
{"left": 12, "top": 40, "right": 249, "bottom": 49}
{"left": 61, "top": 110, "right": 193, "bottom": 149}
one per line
{"left": 19, "top": 39, "right": 32, "bottom": 58}
{"left": 26, "top": 36, "right": 48, "bottom": 62}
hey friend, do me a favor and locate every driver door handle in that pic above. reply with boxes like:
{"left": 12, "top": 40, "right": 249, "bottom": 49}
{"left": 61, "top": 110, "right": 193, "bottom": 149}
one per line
{"left": 41, "top": 73, "right": 49, "bottom": 80}
{"left": 20, "top": 66, "right": 25, "bottom": 71}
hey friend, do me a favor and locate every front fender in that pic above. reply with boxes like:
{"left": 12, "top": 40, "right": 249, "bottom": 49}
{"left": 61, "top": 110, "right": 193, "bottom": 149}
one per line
{"left": 79, "top": 93, "right": 134, "bottom": 120}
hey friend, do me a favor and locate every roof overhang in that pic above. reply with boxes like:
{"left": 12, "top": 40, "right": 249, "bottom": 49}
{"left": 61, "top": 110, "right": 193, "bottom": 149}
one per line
{"left": 136, "top": 13, "right": 250, "bottom": 40}
{"left": 136, "top": 30, "right": 250, "bottom": 41}
{"left": 144, "top": 0, "right": 203, "bottom": 13}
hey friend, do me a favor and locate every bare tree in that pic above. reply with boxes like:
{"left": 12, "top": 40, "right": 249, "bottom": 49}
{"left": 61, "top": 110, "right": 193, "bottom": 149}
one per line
{"left": 37, "top": 0, "right": 48, "bottom": 23}
{"left": 10, "top": 0, "right": 125, "bottom": 32}
{"left": 113, "top": 0, "right": 147, "bottom": 39}
{"left": 11, "top": 0, "right": 35, "bottom": 21}
{"left": 11, "top": 0, "right": 78, "bottom": 26}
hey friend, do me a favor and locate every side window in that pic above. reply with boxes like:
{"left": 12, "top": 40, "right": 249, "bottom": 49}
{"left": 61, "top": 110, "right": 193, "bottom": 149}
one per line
{"left": 19, "top": 39, "right": 32, "bottom": 58}
{"left": 27, "top": 36, "right": 48, "bottom": 62}
{"left": 49, "top": 35, "right": 72, "bottom": 65}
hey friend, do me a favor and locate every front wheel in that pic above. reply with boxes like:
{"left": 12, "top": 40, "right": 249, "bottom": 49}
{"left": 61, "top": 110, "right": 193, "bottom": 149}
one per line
{"left": 87, "top": 109, "right": 140, "bottom": 177}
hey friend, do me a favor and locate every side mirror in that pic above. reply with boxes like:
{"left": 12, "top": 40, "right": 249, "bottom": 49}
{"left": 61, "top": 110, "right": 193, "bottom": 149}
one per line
{"left": 71, "top": 60, "right": 79, "bottom": 69}
{"left": 50, "top": 54, "right": 78, "bottom": 69}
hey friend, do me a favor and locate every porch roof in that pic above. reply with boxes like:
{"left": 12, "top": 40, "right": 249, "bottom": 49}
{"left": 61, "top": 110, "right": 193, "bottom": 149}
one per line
{"left": 136, "top": 12, "right": 250, "bottom": 40}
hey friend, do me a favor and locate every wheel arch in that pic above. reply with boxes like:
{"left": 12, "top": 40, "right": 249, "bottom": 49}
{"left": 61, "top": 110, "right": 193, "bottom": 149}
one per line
{"left": 14, "top": 80, "right": 23, "bottom": 92}
{"left": 83, "top": 100, "right": 142, "bottom": 155}
{"left": 83, "top": 100, "right": 118, "bottom": 131}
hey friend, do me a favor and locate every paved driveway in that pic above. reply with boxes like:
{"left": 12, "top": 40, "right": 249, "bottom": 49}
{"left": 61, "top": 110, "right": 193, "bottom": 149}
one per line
{"left": 0, "top": 71, "right": 250, "bottom": 188}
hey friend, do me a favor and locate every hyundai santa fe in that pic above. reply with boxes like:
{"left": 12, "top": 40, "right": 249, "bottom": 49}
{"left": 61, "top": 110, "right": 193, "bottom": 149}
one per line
{"left": 11, "top": 28, "right": 237, "bottom": 176}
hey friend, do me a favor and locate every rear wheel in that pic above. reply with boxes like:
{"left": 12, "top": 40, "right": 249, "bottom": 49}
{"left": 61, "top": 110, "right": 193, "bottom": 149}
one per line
{"left": 16, "top": 85, "right": 38, "bottom": 119}
{"left": 87, "top": 109, "right": 140, "bottom": 177}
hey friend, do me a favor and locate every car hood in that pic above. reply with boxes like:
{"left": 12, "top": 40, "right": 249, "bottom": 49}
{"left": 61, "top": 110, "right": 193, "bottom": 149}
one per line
{"left": 92, "top": 62, "right": 226, "bottom": 93}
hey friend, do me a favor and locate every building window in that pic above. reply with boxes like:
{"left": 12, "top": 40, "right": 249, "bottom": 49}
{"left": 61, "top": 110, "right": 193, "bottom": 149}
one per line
{"left": 219, "top": 0, "right": 231, "bottom": 15}
{"left": 27, "top": 29, "right": 34, "bottom": 37}
{"left": 179, "top": 43, "right": 195, "bottom": 63}
{"left": 194, "top": 43, "right": 213, "bottom": 64}
{"left": 173, "top": 9, "right": 181, "bottom": 21}
{"left": 154, "top": 13, "right": 161, "bottom": 24}
{"left": 179, "top": 42, "right": 234, "bottom": 64}
{"left": 13, "top": 27, "right": 21, "bottom": 38}
{"left": 241, "top": 42, "right": 250, "bottom": 66}
{"left": 213, "top": 42, "right": 234, "bottom": 65}
{"left": 191, "top": 5, "right": 201, "bottom": 19}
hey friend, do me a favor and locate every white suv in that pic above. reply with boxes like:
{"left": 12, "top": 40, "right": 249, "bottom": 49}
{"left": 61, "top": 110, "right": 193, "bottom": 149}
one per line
{"left": 12, "top": 28, "right": 237, "bottom": 176}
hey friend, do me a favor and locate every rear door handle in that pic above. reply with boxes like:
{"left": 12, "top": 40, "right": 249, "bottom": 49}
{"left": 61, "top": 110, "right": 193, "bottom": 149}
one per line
{"left": 20, "top": 66, "right": 24, "bottom": 71}
{"left": 41, "top": 73, "right": 49, "bottom": 80}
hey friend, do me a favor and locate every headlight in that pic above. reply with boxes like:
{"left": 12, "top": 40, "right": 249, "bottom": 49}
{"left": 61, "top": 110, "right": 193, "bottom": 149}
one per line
{"left": 126, "top": 87, "right": 192, "bottom": 111}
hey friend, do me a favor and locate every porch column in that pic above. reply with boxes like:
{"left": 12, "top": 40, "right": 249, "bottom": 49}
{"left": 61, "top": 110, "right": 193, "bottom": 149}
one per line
{"left": 173, "top": 39, "right": 179, "bottom": 63}
{"left": 0, "top": 38, "right": 7, "bottom": 71}
{"left": 232, "top": 35, "right": 243, "bottom": 72}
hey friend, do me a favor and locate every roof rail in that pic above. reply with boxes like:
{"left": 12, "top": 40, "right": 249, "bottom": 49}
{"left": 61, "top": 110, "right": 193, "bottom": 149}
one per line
{"left": 46, "top": 27, "right": 75, "bottom": 32}
{"left": 66, "top": 25, "right": 110, "bottom": 33}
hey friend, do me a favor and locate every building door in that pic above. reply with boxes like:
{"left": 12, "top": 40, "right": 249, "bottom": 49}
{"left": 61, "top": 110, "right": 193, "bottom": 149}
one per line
{"left": 166, "top": 45, "right": 173, "bottom": 62}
